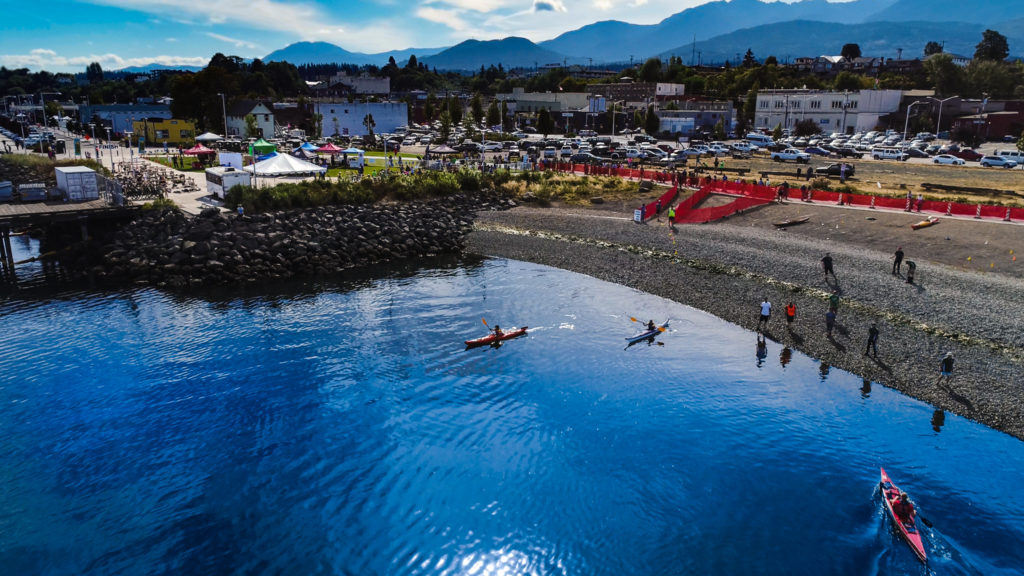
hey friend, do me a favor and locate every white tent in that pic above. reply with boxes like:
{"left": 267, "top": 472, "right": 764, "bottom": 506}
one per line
{"left": 195, "top": 132, "right": 223, "bottom": 142}
{"left": 243, "top": 153, "right": 327, "bottom": 177}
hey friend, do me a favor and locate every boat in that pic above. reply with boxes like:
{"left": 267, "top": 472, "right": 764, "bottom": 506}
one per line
{"left": 880, "top": 467, "right": 927, "bottom": 563}
{"left": 626, "top": 320, "right": 670, "bottom": 345}
{"left": 465, "top": 326, "right": 528, "bottom": 348}
{"left": 773, "top": 215, "right": 810, "bottom": 227}
{"left": 911, "top": 216, "right": 939, "bottom": 230}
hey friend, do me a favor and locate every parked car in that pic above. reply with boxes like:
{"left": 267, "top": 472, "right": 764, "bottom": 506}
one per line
{"left": 933, "top": 154, "right": 965, "bottom": 165}
{"left": 559, "top": 145, "right": 574, "bottom": 157}
{"left": 569, "top": 152, "right": 604, "bottom": 164}
{"left": 805, "top": 146, "right": 832, "bottom": 156}
{"left": 951, "top": 149, "right": 983, "bottom": 161}
{"left": 979, "top": 156, "right": 1018, "bottom": 168}
{"left": 903, "top": 147, "right": 929, "bottom": 158}
{"left": 814, "top": 163, "right": 855, "bottom": 178}
{"left": 833, "top": 146, "right": 863, "bottom": 159}
{"left": 542, "top": 146, "right": 557, "bottom": 158}
{"left": 771, "top": 148, "right": 811, "bottom": 163}
{"left": 871, "top": 147, "right": 909, "bottom": 161}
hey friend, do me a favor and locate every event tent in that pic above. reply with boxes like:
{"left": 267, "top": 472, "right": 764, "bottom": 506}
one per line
{"left": 317, "top": 142, "right": 344, "bottom": 153}
{"left": 291, "top": 148, "right": 318, "bottom": 160}
{"left": 195, "top": 132, "right": 223, "bottom": 142}
{"left": 183, "top": 144, "right": 216, "bottom": 155}
{"left": 429, "top": 145, "right": 458, "bottom": 155}
{"left": 243, "top": 153, "right": 326, "bottom": 177}
{"left": 296, "top": 142, "right": 319, "bottom": 152}
{"left": 341, "top": 147, "right": 363, "bottom": 154}
{"left": 251, "top": 138, "right": 277, "bottom": 154}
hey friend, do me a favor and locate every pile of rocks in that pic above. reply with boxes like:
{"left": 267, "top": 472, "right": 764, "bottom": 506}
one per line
{"left": 97, "top": 193, "right": 515, "bottom": 289}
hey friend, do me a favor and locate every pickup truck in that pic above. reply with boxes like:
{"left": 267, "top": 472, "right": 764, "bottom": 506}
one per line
{"left": 771, "top": 148, "right": 811, "bottom": 163}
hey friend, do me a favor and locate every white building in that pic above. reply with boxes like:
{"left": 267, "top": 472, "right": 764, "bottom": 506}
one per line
{"left": 329, "top": 73, "right": 390, "bottom": 95}
{"left": 225, "top": 100, "right": 274, "bottom": 138}
{"left": 315, "top": 101, "right": 409, "bottom": 137}
{"left": 495, "top": 87, "right": 590, "bottom": 113}
{"left": 753, "top": 89, "right": 903, "bottom": 134}
{"left": 655, "top": 83, "right": 686, "bottom": 98}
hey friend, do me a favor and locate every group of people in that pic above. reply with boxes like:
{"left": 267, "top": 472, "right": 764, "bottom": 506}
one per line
{"left": 755, "top": 250, "right": 954, "bottom": 383}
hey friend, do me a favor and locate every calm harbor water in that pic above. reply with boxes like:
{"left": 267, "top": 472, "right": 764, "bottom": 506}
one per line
{"left": 1, "top": 254, "right": 1022, "bottom": 575}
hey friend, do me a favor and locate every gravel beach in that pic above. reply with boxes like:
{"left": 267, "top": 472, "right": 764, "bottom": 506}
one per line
{"left": 466, "top": 199, "right": 1024, "bottom": 440}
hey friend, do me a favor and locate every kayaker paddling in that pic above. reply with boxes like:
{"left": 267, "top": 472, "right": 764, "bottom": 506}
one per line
{"left": 647, "top": 320, "right": 656, "bottom": 331}
{"left": 492, "top": 324, "right": 504, "bottom": 338}
{"left": 892, "top": 492, "right": 916, "bottom": 524}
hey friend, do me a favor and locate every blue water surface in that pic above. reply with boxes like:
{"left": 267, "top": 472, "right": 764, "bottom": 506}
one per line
{"left": 1, "top": 256, "right": 1022, "bottom": 576}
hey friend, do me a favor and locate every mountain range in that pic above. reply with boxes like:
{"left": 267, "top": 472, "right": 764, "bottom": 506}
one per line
{"left": 256, "top": 0, "right": 1022, "bottom": 71}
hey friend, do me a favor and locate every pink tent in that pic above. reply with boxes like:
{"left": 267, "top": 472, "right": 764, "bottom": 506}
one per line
{"left": 316, "top": 142, "right": 344, "bottom": 153}
{"left": 183, "top": 144, "right": 216, "bottom": 156}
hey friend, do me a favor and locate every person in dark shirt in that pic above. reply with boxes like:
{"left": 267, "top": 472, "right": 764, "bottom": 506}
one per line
{"left": 936, "top": 352, "right": 954, "bottom": 385}
{"left": 893, "top": 247, "right": 905, "bottom": 275}
{"left": 864, "top": 323, "right": 879, "bottom": 358}
{"left": 821, "top": 253, "right": 835, "bottom": 280}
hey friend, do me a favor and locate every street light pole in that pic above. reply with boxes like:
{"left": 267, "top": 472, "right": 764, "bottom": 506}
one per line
{"left": 903, "top": 101, "right": 924, "bottom": 143}
{"left": 927, "top": 95, "right": 956, "bottom": 139}
{"left": 217, "top": 93, "right": 228, "bottom": 137}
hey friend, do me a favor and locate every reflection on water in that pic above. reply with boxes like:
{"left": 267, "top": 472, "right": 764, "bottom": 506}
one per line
{"left": 780, "top": 346, "right": 792, "bottom": 368}
{"left": 819, "top": 361, "right": 831, "bottom": 381}
{"left": 756, "top": 333, "right": 767, "bottom": 368}
{"left": 861, "top": 379, "right": 872, "bottom": 399}
{"left": 932, "top": 409, "right": 946, "bottom": 433}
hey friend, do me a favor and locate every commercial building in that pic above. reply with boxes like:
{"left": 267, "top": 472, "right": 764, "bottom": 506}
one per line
{"left": 328, "top": 73, "right": 390, "bottom": 96}
{"left": 657, "top": 101, "right": 734, "bottom": 136}
{"left": 494, "top": 87, "right": 590, "bottom": 114}
{"left": 753, "top": 89, "right": 903, "bottom": 134}
{"left": 313, "top": 101, "right": 409, "bottom": 137}
{"left": 78, "top": 104, "right": 173, "bottom": 135}
{"left": 586, "top": 82, "right": 686, "bottom": 106}
{"left": 130, "top": 118, "right": 196, "bottom": 146}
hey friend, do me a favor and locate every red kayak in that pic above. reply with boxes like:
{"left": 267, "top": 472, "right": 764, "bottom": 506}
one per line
{"left": 880, "top": 467, "right": 927, "bottom": 563}
{"left": 465, "top": 327, "right": 528, "bottom": 348}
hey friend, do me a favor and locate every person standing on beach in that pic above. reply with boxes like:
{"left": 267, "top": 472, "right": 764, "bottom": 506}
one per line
{"left": 864, "top": 323, "right": 879, "bottom": 358}
{"left": 821, "top": 253, "right": 835, "bottom": 280}
{"left": 828, "top": 290, "right": 840, "bottom": 313}
{"left": 785, "top": 302, "right": 796, "bottom": 328}
{"left": 757, "top": 298, "right": 772, "bottom": 331}
{"left": 916, "top": 194, "right": 924, "bottom": 212}
{"left": 893, "top": 246, "right": 904, "bottom": 275}
{"left": 825, "top": 309, "right": 837, "bottom": 337}
{"left": 936, "top": 352, "right": 954, "bottom": 385}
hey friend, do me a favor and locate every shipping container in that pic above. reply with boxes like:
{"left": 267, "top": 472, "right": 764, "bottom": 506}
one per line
{"left": 55, "top": 166, "right": 99, "bottom": 202}
{"left": 0, "top": 181, "right": 12, "bottom": 202}
{"left": 19, "top": 183, "right": 48, "bottom": 202}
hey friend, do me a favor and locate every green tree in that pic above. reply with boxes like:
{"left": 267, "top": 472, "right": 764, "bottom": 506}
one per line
{"left": 462, "top": 114, "right": 477, "bottom": 141}
{"left": 713, "top": 118, "right": 726, "bottom": 140}
{"left": 966, "top": 59, "right": 1013, "bottom": 97}
{"left": 742, "top": 49, "right": 757, "bottom": 68}
{"left": 424, "top": 92, "right": 437, "bottom": 121}
{"left": 486, "top": 99, "right": 500, "bottom": 128}
{"left": 313, "top": 113, "right": 323, "bottom": 139}
{"left": 925, "top": 54, "right": 967, "bottom": 96}
{"left": 244, "top": 113, "right": 259, "bottom": 138}
{"left": 470, "top": 93, "right": 484, "bottom": 125}
{"left": 741, "top": 83, "right": 759, "bottom": 134}
{"left": 953, "top": 125, "right": 982, "bottom": 148}
{"left": 448, "top": 96, "right": 463, "bottom": 124}
{"left": 500, "top": 100, "right": 512, "bottom": 132}
{"left": 833, "top": 71, "right": 864, "bottom": 91}
{"left": 764, "top": 56, "right": 778, "bottom": 66}
{"left": 924, "top": 41, "right": 944, "bottom": 56}
{"left": 536, "top": 107, "right": 554, "bottom": 138}
{"left": 793, "top": 118, "right": 822, "bottom": 137}
{"left": 772, "top": 123, "right": 783, "bottom": 141}
{"left": 1016, "top": 129, "right": 1024, "bottom": 154}
{"left": 362, "top": 113, "right": 376, "bottom": 141}
{"left": 638, "top": 58, "right": 663, "bottom": 82}
{"left": 438, "top": 109, "right": 452, "bottom": 142}
{"left": 85, "top": 62, "right": 104, "bottom": 83}
{"left": 974, "top": 29, "right": 1009, "bottom": 61}
{"left": 645, "top": 105, "right": 660, "bottom": 135}
{"left": 841, "top": 43, "right": 862, "bottom": 60}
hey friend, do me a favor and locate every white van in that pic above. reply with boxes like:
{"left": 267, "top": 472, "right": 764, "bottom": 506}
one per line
{"left": 996, "top": 150, "right": 1024, "bottom": 164}
{"left": 746, "top": 133, "right": 775, "bottom": 146}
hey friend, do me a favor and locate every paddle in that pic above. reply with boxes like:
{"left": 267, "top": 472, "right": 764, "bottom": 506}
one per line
{"left": 630, "top": 316, "right": 667, "bottom": 332}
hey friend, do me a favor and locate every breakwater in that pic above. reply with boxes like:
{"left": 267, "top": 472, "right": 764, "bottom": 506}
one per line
{"left": 97, "top": 194, "right": 515, "bottom": 289}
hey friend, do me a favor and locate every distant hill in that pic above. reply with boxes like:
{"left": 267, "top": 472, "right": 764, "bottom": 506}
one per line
{"left": 540, "top": 0, "right": 898, "bottom": 62}
{"left": 659, "top": 19, "right": 1024, "bottom": 65}
{"left": 263, "top": 41, "right": 445, "bottom": 67}
{"left": 866, "top": 0, "right": 1013, "bottom": 26}
{"left": 420, "top": 37, "right": 566, "bottom": 71}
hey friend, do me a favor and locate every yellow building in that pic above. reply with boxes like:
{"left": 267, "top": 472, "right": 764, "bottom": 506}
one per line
{"left": 131, "top": 118, "right": 196, "bottom": 146}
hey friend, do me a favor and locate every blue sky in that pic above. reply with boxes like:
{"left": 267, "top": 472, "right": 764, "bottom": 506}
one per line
{"left": 0, "top": 0, "right": 719, "bottom": 72}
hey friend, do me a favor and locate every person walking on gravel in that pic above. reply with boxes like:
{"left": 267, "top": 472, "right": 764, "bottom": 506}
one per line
{"left": 864, "top": 323, "right": 879, "bottom": 358}
{"left": 828, "top": 290, "right": 840, "bottom": 313}
{"left": 825, "top": 310, "right": 837, "bottom": 337}
{"left": 893, "top": 246, "right": 904, "bottom": 275}
{"left": 821, "top": 253, "right": 835, "bottom": 280}
{"left": 757, "top": 298, "right": 772, "bottom": 331}
{"left": 785, "top": 302, "right": 796, "bottom": 328}
{"left": 936, "top": 352, "right": 955, "bottom": 385}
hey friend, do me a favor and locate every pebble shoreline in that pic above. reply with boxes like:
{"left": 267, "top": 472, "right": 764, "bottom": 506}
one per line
{"left": 465, "top": 205, "right": 1024, "bottom": 441}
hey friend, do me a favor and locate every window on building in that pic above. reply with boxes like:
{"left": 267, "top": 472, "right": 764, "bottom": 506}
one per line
{"left": 759, "top": 101, "right": 769, "bottom": 109}
{"left": 849, "top": 101, "right": 858, "bottom": 109}
{"left": 180, "top": 130, "right": 193, "bottom": 138}
{"left": 832, "top": 101, "right": 842, "bottom": 109}
{"left": 155, "top": 130, "right": 169, "bottom": 139}
{"left": 810, "top": 101, "right": 821, "bottom": 109}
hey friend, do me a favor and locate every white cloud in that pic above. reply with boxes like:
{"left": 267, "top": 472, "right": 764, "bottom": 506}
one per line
{"left": 83, "top": 0, "right": 346, "bottom": 41}
{"left": 422, "top": 0, "right": 519, "bottom": 13}
{"left": 206, "top": 32, "right": 258, "bottom": 50}
{"left": 594, "top": 0, "right": 613, "bottom": 8}
{"left": 166, "top": 37, "right": 177, "bottom": 42}
{"left": 416, "top": 7, "right": 469, "bottom": 31}
{"left": 0, "top": 50, "right": 208, "bottom": 70}
{"left": 533, "top": 0, "right": 567, "bottom": 11}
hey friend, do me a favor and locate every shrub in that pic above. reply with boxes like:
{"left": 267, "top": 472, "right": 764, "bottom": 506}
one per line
{"left": 141, "top": 197, "right": 177, "bottom": 210}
